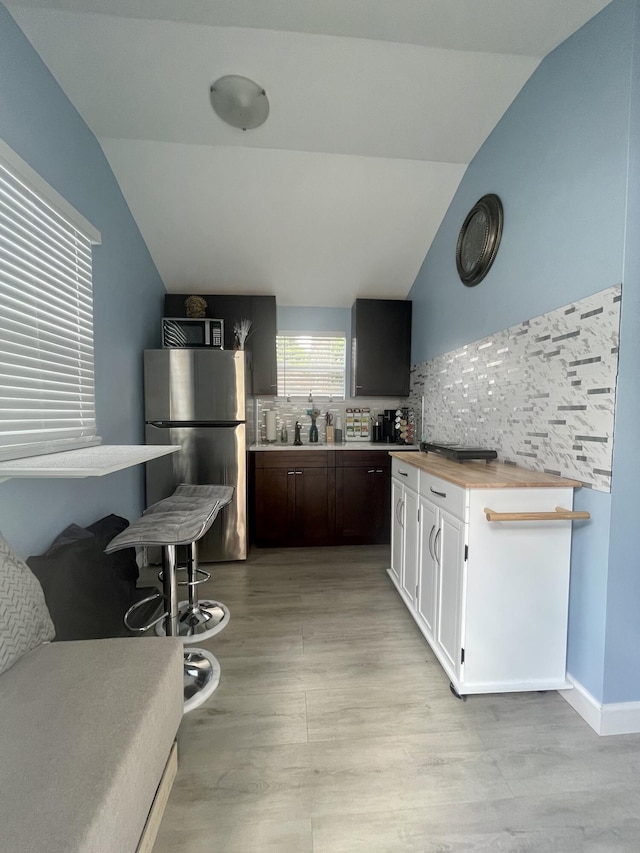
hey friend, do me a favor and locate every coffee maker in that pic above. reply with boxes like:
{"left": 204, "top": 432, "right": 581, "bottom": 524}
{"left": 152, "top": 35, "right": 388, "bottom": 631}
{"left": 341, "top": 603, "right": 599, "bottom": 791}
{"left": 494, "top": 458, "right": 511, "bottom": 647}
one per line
{"left": 382, "top": 409, "right": 396, "bottom": 443}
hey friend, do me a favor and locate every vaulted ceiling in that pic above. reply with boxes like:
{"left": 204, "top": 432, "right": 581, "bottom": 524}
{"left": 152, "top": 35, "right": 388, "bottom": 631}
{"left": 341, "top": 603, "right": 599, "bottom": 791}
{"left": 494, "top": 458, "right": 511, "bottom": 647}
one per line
{"left": 6, "top": 0, "right": 612, "bottom": 306}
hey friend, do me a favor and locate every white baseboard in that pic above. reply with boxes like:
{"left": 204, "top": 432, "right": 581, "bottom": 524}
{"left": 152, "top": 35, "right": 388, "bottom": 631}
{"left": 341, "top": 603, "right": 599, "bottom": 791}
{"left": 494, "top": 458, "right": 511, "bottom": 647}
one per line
{"left": 560, "top": 674, "right": 640, "bottom": 735}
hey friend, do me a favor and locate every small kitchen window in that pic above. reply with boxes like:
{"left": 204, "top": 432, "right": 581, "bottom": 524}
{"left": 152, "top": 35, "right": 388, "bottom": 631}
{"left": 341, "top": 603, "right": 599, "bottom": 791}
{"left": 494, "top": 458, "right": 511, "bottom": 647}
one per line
{"left": 276, "top": 332, "right": 346, "bottom": 399}
{"left": 0, "top": 138, "right": 102, "bottom": 462}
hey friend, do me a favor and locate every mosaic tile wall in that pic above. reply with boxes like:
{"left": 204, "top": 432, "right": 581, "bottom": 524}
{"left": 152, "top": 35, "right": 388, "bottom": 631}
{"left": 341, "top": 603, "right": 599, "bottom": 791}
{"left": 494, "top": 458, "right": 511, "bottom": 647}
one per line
{"left": 408, "top": 284, "right": 621, "bottom": 492}
{"left": 254, "top": 397, "right": 404, "bottom": 444}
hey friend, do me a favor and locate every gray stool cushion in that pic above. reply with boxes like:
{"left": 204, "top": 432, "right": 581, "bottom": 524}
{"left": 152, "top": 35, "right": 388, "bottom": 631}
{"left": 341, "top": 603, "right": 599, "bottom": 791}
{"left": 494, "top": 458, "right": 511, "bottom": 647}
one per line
{"left": 105, "top": 484, "right": 234, "bottom": 551}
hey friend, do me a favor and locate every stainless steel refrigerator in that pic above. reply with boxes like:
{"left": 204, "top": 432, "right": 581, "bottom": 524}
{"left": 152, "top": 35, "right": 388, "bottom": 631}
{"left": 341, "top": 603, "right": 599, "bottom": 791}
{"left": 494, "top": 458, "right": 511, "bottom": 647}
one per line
{"left": 144, "top": 349, "right": 253, "bottom": 562}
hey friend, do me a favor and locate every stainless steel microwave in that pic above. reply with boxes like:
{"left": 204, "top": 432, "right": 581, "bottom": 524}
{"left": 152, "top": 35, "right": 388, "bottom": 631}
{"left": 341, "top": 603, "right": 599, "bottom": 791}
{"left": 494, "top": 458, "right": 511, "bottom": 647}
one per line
{"left": 162, "top": 317, "right": 224, "bottom": 348}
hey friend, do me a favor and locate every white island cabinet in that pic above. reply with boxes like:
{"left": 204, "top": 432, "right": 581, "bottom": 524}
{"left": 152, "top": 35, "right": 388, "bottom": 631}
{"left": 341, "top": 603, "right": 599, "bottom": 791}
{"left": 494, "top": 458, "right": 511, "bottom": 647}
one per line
{"left": 389, "top": 453, "right": 588, "bottom": 697}
{"left": 390, "top": 458, "right": 419, "bottom": 606}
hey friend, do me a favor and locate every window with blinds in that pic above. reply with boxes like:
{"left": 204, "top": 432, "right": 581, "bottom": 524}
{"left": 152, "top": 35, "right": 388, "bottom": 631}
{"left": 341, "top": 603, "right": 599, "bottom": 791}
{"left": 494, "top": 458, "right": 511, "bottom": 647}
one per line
{"left": 0, "top": 139, "right": 101, "bottom": 462}
{"left": 276, "top": 332, "right": 346, "bottom": 399}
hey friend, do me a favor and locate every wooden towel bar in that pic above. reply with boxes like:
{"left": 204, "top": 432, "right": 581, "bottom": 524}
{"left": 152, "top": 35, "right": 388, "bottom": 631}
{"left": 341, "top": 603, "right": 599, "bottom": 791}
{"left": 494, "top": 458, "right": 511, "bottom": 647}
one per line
{"left": 483, "top": 506, "right": 591, "bottom": 522}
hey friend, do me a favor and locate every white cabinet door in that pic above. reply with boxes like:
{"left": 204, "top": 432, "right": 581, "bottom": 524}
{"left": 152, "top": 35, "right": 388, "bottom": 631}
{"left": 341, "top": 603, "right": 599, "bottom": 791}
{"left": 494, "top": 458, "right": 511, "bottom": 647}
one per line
{"left": 389, "top": 477, "right": 404, "bottom": 582}
{"left": 417, "top": 495, "right": 438, "bottom": 638}
{"left": 434, "top": 509, "right": 466, "bottom": 679}
{"left": 401, "top": 486, "right": 419, "bottom": 606}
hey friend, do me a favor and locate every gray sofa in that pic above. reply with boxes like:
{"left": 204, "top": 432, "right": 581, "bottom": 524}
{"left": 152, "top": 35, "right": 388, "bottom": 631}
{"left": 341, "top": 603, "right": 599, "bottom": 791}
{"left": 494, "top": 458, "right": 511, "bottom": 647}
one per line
{"left": 0, "top": 533, "right": 184, "bottom": 853}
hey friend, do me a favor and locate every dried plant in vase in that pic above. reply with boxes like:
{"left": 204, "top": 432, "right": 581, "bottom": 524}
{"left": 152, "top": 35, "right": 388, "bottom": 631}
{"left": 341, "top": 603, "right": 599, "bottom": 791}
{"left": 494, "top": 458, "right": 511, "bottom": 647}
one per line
{"left": 233, "top": 318, "right": 252, "bottom": 350}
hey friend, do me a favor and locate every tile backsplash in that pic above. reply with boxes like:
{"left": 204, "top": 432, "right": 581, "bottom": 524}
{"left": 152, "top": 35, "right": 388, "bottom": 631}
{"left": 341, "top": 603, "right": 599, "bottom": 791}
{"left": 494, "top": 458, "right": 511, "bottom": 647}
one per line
{"left": 255, "top": 397, "right": 407, "bottom": 444}
{"left": 408, "top": 284, "right": 621, "bottom": 492}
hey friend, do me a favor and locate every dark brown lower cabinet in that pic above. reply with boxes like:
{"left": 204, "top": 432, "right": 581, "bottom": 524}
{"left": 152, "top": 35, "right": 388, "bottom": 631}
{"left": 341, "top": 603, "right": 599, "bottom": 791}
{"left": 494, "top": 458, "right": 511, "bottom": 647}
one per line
{"left": 253, "top": 451, "right": 335, "bottom": 546}
{"left": 253, "top": 465, "right": 290, "bottom": 546}
{"left": 252, "top": 449, "right": 390, "bottom": 547}
{"left": 335, "top": 451, "right": 391, "bottom": 545}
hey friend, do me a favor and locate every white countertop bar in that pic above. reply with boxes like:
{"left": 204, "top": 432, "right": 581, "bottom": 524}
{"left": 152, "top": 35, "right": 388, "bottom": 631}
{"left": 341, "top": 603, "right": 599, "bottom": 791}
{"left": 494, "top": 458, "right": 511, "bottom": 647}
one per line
{"left": 250, "top": 443, "right": 418, "bottom": 452}
{"left": 0, "top": 445, "right": 180, "bottom": 479}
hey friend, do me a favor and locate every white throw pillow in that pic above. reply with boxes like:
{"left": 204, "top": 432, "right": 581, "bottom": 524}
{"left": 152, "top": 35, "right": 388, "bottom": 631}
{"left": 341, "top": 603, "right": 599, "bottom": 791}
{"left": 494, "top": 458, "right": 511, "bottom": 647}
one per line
{"left": 0, "top": 531, "right": 55, "bottom": 675}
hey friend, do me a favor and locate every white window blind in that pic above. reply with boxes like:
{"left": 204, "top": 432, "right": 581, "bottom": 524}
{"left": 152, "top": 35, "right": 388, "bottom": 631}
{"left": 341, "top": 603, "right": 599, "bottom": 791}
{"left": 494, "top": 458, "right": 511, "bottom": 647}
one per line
{"left": 276, "top": 332, "right": 346, "bottom": 398}
{"left": 0, "top": 140, "right": 101, "bottom": 462}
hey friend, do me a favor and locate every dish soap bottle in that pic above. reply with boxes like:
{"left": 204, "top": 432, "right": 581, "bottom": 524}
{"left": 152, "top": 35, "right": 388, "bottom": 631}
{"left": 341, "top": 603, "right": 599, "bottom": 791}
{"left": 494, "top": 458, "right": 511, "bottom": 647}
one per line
{"left": 280, "top": 422, "right": 288, "bottom": 444}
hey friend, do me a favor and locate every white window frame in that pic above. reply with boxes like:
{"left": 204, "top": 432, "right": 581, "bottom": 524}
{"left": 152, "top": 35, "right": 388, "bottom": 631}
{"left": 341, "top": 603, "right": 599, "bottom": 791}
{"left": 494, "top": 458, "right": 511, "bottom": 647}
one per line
{"left": 276, "top": 330, "right": 346, "bottom": 400}
{"left": 0, "top": 138, "right": 102, "bottom": 462}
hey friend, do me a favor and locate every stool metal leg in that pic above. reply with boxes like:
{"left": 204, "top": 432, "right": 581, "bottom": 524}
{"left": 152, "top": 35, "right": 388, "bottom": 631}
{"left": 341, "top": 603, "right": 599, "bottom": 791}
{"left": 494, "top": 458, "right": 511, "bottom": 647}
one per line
{"left": 187, "top": 541, "right": 197, "bottom": 610}
{"left": 164, "top": 544, "right": 221, "bottom": 713}
{"left": 157, "top": 539, "right": 231, "bottom": 643}
{"left": 163, "top": 544, "right": 180, "bottom": 637}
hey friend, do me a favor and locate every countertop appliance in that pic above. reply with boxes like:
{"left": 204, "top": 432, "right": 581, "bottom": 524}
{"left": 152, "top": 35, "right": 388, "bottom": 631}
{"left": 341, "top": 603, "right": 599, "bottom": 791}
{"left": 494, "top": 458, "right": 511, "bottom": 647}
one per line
{"left": 421, "top": 441, "right": 498, "bottom": 463}
{"left": 382, "top": 409, "right": 397, "bottom": 443}
{"left": 162, "top": 317, "right": 223, "bottom": 348}
{"left": 144, "top": 349, "right": 251, "bottom": 561}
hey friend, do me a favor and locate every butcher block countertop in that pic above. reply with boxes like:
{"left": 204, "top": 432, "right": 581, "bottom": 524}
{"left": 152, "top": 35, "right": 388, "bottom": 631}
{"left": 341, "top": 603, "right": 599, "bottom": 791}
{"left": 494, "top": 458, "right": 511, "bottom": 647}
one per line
{"left": 389, "top": 451, "right": 582, "bottom": 489}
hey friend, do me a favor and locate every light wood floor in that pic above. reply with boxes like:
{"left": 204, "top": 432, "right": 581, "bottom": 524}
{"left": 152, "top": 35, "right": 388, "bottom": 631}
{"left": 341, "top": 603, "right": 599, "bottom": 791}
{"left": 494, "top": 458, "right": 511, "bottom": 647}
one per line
{"left": 152, "top": 545, "right": 640, "bottom": 852}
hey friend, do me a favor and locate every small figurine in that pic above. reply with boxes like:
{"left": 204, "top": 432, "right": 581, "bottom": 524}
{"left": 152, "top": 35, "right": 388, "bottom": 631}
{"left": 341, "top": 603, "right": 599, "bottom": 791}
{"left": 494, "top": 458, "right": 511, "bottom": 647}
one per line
{"left": 185, "top": 295, "right": 208, "bottom": 318}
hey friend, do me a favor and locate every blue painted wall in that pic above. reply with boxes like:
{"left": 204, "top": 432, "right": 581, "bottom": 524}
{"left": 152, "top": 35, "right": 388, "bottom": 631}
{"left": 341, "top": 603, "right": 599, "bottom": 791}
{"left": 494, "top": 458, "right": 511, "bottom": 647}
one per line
{"left": 277, "top": 306, "right": 350, "bottom": 337}
{"left": 0, "top": 3, "right": 165, "bottom": 557}
{"left": 408, "top": 0, "right": 639, "bottom": 703}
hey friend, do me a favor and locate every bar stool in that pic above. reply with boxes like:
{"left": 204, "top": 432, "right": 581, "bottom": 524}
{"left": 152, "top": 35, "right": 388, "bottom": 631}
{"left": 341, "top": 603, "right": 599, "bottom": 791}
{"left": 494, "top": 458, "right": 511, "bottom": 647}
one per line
{"left": 105, "top": 483, "right": 234, "bottom": 714}
{"left": 154, "top": 500, "right": 231, "bottom": 643}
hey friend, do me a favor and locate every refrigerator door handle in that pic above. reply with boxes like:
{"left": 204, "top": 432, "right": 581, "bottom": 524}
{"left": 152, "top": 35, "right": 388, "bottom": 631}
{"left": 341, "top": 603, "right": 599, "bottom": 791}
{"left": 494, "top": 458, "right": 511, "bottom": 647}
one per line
{"left": 147, "top": 420, "right": 244, "bottom": 428}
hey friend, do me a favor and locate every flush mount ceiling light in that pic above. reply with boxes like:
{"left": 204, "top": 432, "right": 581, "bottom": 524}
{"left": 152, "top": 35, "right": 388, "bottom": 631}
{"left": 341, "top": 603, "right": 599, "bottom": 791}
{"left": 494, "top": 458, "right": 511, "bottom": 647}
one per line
{"left": 209, "top": 75, "right": 269, "bottom": 131}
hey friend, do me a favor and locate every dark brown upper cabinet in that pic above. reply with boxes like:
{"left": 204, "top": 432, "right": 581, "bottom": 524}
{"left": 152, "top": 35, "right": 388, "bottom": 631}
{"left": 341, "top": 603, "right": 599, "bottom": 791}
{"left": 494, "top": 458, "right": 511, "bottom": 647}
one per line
{"left": 164, "top": 293, "right": 277, "bottom": 395}
{"left": 351, "top": 298, "right": 412, "bottom": 397}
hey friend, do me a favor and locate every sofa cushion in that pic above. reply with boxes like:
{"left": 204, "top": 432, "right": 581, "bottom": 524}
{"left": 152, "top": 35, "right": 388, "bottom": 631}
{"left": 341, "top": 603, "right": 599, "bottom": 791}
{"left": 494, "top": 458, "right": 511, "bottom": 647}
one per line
{"left": 0, "top": 531, "right": 55, "bottom": 676}
{"left": 0, "top": 636, "right": 184, "bottom": 853}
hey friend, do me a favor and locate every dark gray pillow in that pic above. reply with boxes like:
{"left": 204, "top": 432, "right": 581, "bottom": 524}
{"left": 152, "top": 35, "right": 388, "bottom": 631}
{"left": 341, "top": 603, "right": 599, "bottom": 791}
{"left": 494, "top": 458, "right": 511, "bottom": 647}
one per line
{"left": 26, "top": 515, "right": 145, "bottom": 641}
{"left": 0, "top": 531, "right": 55, "bottom": 676}
{"left": 43, "top": 523, "right": 93, "bottom": 554}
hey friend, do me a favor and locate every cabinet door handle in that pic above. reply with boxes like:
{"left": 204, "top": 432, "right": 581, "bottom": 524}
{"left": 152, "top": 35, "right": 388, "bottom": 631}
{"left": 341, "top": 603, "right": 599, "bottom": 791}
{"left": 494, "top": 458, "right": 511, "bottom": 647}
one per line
{"left": 295, "top": 470, "right": 303, "bottom": 475}
{"left": 287, "top": 470, "right": 295, "bottom": 475}
{"left": 430, "top": 486, "right": 446, "bottom": 498}
{"left": 434, "top": 528, "right": 442, "bottom": 565}
{"left": 400, "top": 499, "right": 405, "bottom": 529}
{"left": 398, "top": 470, "right": 408, "bottom": 478}
{"left": 376, "top": 469, "right": 383, "bottom": 474}
{"left": 428, "top": 524, "right": 436, "bottom": 560}
{"left": 368, "top": 469, "right": 376, "bottom": 474}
